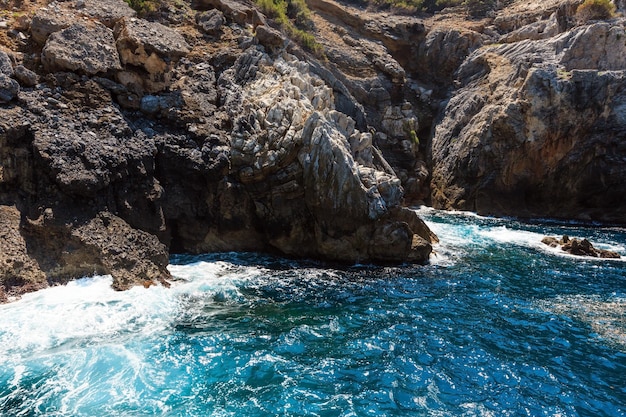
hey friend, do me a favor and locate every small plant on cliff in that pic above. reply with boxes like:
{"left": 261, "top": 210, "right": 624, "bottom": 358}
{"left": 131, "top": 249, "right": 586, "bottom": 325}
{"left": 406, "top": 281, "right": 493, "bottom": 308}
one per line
{"left": 255, "top": 0, "right": 323, "bottom": 55}
{"left": 124, "top": 0, "right": 161, "bottom": 14}
{"left": 576, "top": 0, "right": 616, "bottom": 23}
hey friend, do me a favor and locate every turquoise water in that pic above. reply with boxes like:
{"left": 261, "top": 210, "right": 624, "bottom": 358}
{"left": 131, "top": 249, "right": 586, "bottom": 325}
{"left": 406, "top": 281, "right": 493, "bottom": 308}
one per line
{"left": 1, "top": 208, "right": 625, "bottom": 416}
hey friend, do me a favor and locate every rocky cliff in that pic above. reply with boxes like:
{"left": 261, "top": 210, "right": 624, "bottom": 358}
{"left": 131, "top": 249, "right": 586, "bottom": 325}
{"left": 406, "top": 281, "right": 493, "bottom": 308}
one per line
{"left": 299, "top": 0, "right": 626, "bottom": 226}
{"left": 0, "top": 0, "right": 436, "bottom": 300}
{"left": 2, "top": 0, "right": 625, "bottom": 300}
{"left": 430, "top": 1, "right": 626, "bottom": 223}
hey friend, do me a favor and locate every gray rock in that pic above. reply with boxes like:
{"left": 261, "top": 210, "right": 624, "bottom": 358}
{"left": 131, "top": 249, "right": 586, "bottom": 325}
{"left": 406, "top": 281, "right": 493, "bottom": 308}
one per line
{"left": 140, "top": 94, "right": 160, "bottom": 114}
{"left": 0, "top": 51, "right": 14, "bottom": 77}
{"left": 0, "top": 74, "right": 19, "bottom": 103}
{"left": 255, "top": 25, "right": 284, "bottom": 49}
{"left": 42, "top": 23, "right": 121, "bottom": 75}
{"left": 30, "top": 7, "right": 75, "bottom": 44}
{"left": 14, "top": 65, "right": 38, "bottom": 87}
{"left": 196, "top": 9, "right": 225, "bottom": 35}
{"left": 76, "top": 0, "right": 136, "bottom": 27}
{"left": 114, "top": 17, "right": 191, "bottom": 72}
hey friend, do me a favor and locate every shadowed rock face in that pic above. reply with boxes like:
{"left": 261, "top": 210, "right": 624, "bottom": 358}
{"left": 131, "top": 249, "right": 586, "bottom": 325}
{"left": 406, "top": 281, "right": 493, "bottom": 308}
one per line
{"left": 0, "top": 0, "right": 435, "bottom": 300}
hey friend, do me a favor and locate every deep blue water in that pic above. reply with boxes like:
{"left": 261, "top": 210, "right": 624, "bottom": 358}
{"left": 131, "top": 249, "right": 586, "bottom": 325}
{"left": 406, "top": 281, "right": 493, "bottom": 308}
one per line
{"left": 1, "top": 208, "right": 625, "bottom": 416}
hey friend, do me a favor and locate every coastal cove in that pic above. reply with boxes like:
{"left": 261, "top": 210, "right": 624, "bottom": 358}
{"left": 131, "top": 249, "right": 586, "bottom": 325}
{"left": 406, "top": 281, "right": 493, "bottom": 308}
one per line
{"left": 1, "top": 208, "right": 625, "bottom": 416}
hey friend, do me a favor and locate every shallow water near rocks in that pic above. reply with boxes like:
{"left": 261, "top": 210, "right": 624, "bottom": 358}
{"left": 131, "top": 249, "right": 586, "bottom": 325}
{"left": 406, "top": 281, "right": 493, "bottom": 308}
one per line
{"left": 1, "top": 208, "right": 625, "bottom": 416}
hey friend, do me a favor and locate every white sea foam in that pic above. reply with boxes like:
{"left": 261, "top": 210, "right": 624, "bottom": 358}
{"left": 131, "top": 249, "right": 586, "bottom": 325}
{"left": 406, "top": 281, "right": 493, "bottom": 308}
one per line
{"left": 415, "top": 206, "right": 626, "bottom": 264}
{"left": 0, "top": 275, "right": 181, "bottom": 361}
{"left": 0, "top": 260, "right": 267, "bottom": 364}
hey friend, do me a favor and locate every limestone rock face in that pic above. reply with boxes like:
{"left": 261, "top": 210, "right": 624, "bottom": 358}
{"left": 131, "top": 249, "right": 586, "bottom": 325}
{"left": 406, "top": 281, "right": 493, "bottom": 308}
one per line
{"left": 431, "top": 20, "right": 626, "bottom": 223}
{"left": 212, "top": 50, "right": 433, "bottom": 262}
{"left": 42, "top": 23, "right": 122, "bottom": 74}
{"left": 415, "top": 28, "right": 483, "bottom": 85}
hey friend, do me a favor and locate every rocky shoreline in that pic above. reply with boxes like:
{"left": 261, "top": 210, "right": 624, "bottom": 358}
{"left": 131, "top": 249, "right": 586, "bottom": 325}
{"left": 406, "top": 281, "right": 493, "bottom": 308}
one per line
{"left": 2, "top": 0, "right": 625, "bottom": 300}
{"left": 0, "top": 0, "right": 438, "bottom": 301}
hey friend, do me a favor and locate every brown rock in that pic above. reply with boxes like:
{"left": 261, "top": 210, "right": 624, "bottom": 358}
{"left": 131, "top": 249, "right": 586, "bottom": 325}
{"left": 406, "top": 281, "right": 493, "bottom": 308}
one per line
{"left": 0, "top": 206, "right": 48, "bottom": 301}
{"left": 255, "top": 25, "right": 285, "bottom": 49}
{"left": 542, "top": 235, "right": 621, "bottom": 259}
{"left": 114, "top": 17, "right": 191, "bottom": 92}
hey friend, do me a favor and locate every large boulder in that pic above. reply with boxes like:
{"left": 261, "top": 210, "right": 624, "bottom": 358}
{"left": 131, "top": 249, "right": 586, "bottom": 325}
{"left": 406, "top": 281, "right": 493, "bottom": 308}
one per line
{"left": 41, "top": 23, "right": 122, "bottom": 74}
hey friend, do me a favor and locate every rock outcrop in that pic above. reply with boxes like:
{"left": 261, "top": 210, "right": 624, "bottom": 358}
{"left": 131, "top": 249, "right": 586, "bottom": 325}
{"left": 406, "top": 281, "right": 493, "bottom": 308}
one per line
{"left": 0, "top": 0, "right": 436, "bottom": 300}
{"left": 5, "top": 0, "right": 625, "bottom": 300}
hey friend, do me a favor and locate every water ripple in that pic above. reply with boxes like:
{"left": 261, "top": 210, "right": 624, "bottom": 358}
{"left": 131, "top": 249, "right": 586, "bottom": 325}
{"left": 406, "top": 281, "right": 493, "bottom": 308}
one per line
{"left": 1, "top": 210, "right": 626, "bottom": 416}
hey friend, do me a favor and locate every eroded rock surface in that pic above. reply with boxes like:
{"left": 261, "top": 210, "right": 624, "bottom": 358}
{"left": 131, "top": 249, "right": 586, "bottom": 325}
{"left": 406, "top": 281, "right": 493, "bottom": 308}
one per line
{"left": 42, "top": 23, "right": 122, "bottom": 74}
{"left": 0, "top": 0, "right": 436, "bottom": 300}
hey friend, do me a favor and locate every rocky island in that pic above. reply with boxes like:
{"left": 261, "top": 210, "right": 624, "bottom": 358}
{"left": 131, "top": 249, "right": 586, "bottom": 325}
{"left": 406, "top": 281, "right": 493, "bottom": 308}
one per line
{"left": 1, "top": 0, "right": 624, "bottom": 300}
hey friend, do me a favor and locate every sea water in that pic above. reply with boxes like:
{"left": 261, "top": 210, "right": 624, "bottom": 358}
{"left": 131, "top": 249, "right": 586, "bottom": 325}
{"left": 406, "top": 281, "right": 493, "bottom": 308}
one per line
{"left": 1, "top": 208, "right": 625, "bottom": 416}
